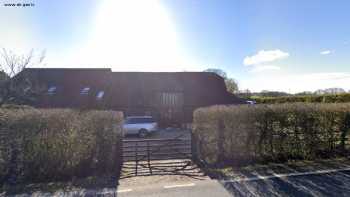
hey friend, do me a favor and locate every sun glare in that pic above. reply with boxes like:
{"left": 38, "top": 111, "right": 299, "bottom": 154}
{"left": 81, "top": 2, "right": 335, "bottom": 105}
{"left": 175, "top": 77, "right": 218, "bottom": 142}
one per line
{"left": 70, "top": 0, "right": 192, "bottom": 71}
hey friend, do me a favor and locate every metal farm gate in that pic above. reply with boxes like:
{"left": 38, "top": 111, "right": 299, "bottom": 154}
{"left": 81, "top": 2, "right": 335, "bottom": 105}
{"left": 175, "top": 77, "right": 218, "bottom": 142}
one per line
{"left": 121, "top": 136, "right": 199, "bottom": 178}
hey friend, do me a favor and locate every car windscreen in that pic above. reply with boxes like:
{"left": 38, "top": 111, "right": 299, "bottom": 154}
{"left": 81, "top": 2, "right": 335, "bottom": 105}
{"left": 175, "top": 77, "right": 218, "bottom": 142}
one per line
{"left": 125, "top": 118, "right": 155, "bottom": 124}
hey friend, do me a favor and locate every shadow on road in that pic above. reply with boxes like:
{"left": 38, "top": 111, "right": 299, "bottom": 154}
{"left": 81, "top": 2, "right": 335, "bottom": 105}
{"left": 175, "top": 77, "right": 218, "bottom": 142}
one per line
{"left": 222, "top": 170, "right": 350, "bottom": 196}
{"left": 209, "top": 159, "right": 350, "bottom": 196}
{"left": 121, "top": 159, "right": 207, "bottom": 180}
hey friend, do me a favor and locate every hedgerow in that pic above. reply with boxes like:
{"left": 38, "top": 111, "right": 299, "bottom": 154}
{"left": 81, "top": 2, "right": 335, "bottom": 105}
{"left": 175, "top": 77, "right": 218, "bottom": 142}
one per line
{"left": 0, "top": 108, "right": 123, "bottom": 184}
{"left": 193, "top": 103, "right": 350, "bottom": 166}
{"left": 253, "top": 93, "right": 350, "bottom": 104}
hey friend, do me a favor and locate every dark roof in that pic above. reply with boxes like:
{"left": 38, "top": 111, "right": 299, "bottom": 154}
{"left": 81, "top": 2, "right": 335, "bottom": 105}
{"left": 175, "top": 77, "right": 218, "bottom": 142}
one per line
{"left": 24, "top": 68, "right": 111, "bottom": 71}
{"left": 22, "top": 68, "right": 245, "bottom": 108}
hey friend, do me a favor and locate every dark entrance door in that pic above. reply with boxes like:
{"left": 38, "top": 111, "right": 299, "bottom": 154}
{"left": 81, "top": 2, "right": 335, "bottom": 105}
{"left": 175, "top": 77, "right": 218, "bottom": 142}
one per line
{"left": 156, "top": 92, "right": 184, "bottom": 127}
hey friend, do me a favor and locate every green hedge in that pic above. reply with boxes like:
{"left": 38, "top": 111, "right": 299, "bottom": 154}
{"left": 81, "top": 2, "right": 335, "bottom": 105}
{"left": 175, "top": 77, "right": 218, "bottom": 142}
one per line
{"left": 193, "top": 103, "right": 350, "bottom": 166}
{"left": 0, "top": 108, "right": 123, "bottom": 184}
{"left": 253, "top": 93, "right": 350, "bottom": 104}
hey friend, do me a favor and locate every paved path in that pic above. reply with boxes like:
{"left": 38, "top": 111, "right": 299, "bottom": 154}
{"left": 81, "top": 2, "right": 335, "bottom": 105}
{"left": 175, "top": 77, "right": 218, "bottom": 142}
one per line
{"left": 117, "top": 179, "right": 231, "bottom": 197}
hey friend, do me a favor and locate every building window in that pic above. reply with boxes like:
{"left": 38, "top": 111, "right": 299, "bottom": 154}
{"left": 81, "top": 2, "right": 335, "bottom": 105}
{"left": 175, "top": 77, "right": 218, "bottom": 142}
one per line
{"left": 47, "top": 86, "right": 57, "bottom": 95}
{"left": 80, "top": 87, "right": 90, "bottom": 95}
{"left": 24, "top": 86, "right": 31, "bottom": 93}
{"left": 96, "top": 90, "right": 104, "bottom": 100}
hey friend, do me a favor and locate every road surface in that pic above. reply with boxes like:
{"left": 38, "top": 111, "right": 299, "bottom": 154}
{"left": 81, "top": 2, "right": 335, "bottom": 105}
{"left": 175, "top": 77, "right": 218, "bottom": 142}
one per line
{"left": 9, "top": 168, "right": 350, "bottom": 196}
{"left": 116, "top": 169, "right": 350, "bottom": 197}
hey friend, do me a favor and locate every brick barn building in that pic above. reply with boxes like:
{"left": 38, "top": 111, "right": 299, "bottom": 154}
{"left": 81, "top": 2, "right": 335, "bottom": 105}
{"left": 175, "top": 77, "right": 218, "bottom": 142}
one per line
{"left": 22, "top": 68, "right": 245, "bottom": 126}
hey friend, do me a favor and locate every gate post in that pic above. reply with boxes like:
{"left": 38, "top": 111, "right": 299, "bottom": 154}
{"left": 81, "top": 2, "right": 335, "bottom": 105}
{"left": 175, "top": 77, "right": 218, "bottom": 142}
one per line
{"left": 191, "top": 131, "right": 198, "bottom": 162}
{"left": 147, "top": 141, "right": 152, "bottom": 174}
{"left": 135, "top": 142, "right": 138, "bottom": 176}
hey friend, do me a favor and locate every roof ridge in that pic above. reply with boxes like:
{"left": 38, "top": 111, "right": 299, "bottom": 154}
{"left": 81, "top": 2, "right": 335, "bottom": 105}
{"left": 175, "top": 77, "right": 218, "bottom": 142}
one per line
{"left": 26, "top": 68, "right": 111, "bottom": 70}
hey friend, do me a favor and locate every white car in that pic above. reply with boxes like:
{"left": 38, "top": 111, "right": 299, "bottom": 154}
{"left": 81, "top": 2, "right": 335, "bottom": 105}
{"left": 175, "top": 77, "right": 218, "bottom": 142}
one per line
{"left": 123, "top": 116, "right": 158, "bottom": 137}
{"left": 246, "top": 100, "right": 256, "bottom": 105}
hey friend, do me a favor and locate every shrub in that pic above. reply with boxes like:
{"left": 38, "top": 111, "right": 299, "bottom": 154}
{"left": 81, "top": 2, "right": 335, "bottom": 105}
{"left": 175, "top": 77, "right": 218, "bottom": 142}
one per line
{"left": 0, "top": 108, "right": 123, "bottom": 184}
{"left": 253, "top": 93, "right": 350, "bottom": 104}
{"left": 193, "top": 103, "right": 350, "bottom": 166}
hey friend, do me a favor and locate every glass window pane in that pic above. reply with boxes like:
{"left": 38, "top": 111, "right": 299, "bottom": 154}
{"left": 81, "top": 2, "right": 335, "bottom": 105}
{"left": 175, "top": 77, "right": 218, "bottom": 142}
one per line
{"left": 80, "top": 87, "right": 90, "bottom": 95}
{"left": 96, "top": 91, "right": 104, "bottom": 99}
{"left": 47, "top": 86, "right": 57, "bottom": 95}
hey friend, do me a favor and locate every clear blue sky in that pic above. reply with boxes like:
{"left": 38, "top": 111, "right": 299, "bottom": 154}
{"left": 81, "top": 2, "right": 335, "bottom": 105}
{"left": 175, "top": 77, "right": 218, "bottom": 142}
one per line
{"left": 0, "top": 0, "right": 349, "bottom": 92}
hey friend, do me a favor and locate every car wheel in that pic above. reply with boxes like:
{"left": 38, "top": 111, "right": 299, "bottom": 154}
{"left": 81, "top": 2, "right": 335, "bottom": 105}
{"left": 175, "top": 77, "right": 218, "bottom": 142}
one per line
{"left": 138, "top": 129, "right": 148, "bottom": 138}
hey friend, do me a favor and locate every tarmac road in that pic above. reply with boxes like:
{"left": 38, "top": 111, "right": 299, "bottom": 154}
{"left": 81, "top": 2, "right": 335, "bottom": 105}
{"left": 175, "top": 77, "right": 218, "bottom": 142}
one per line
{"left": 9, "top": 168, "right": 350, "bottom": 196}
{"left": 116, "top": 169, "right": 350, "bottom": 197}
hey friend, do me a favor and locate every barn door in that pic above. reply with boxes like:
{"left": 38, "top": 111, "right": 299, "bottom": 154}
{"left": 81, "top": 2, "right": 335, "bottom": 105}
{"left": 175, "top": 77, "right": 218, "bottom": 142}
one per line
{"left": 157, "top": 92, "right": 184, "bottom": 127}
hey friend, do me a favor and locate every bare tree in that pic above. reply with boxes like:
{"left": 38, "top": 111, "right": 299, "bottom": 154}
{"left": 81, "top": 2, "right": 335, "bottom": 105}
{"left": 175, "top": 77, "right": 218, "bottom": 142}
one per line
{"left": 204, "top": 68, "right": 239, "bottom": 94}
{"left": 225, "top": 78, "right": 239, "bottom": 94}
{"left": 0, "top": 48, "right": 45, "bottom": 105}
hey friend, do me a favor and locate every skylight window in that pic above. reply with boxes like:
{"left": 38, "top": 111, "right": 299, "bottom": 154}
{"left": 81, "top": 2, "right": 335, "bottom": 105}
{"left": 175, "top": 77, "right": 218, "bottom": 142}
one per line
{"left": 96, "top": 91, "right": 105, "bottom": 100}
{"left": 47, "top": 86, "right": 57, "bottom": 95}
{"left": 80, "top": 87, "right": 90, "bottom": 95}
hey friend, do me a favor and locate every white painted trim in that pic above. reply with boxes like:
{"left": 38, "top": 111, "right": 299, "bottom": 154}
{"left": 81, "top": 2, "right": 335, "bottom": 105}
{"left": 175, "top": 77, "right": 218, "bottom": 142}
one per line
{"left": 117, "top": 188, "right": 133, "bottom": 193}
{"left": 164, "top": 183, "right": 195, "bottom": 189}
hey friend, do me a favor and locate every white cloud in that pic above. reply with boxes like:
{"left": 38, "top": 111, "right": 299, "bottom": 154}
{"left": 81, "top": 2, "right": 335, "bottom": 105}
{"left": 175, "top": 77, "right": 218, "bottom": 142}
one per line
{"left": 243, "top": 49, "right": 289, "bottom": 66}
{"left": 320, "top": 50, "right": 332, "bottom": 55}
{"left": 243, "top": 49, "right": 289, "bottom": 73}
{"left": 250, "top": 65, "right": 281, "bottom": 72}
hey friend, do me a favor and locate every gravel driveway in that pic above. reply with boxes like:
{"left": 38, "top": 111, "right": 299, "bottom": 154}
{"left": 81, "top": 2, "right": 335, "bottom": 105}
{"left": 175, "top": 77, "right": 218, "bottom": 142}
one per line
{"left": 124, "top": 128, "right": 191, "bottom": 140}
